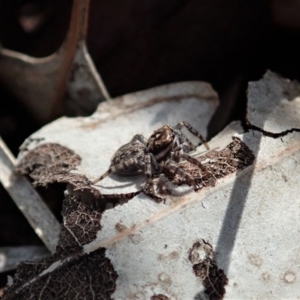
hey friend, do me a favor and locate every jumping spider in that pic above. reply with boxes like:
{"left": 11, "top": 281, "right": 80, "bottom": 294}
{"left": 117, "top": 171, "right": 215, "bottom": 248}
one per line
{"left": 92, "top": 122, "right": 209, "bottom": 202}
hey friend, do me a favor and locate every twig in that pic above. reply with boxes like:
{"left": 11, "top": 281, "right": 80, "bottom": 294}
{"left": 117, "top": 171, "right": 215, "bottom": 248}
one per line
{"left": 0, "top": 137, "right": 61, "bottom": 253}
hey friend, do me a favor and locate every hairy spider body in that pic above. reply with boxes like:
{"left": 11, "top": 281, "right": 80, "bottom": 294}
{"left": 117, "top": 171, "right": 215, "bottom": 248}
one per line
{"left": 110, "top": 138, "right": 146, "bottom": 175}
{"left": 93, "top": 134, "right": 159, "bottom": 183}
{"left": 93, "top": 122, "right": 209, "bottom": 201}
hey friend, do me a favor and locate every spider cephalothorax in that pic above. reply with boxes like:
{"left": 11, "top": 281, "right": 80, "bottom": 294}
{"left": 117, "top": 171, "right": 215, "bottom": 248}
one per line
{"left": 92, "top": 122, "right": 209, "bottom": 201}
{"left": 146, "top": 125, "right": 174, "bottom": 159}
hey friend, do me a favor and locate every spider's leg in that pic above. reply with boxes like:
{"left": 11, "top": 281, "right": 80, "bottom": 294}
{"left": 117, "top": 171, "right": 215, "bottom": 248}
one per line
{"left": 94, "top": 190, "right": 142, "bottom": 199}
{"left": 185, "top": 137, "right": 197, "bottom": 151}
{"left": 130, "top": 134, "right": 147, "bottom": 145}
{"left": 152, "top": 142, "right": 173, "bottom": 160}
{"left": 177, "top": 152, "right": 214, "bottom": 187}
{"left": 178, "top": 152, "right": 208, "bottom": 173}
{"left": 92, "top": 169, "right": 111, "bottom": 184}
{"left": 175, "top": 121, "right": 209, "bottom": 150}
{"left": 174, "top": 131, "right": 197, "bottom": 152}
{"left": 162, "top": 160, "right": 196, "bottom": 188}
{"left": 141, "top": 177, "right": 165, "bottom": 203}
{"left": 155, "top": 173, "right": 172, "bottom": 195}
{"left": 73, "top": 185, "right": 142, "bottom": 200}
{"left": 145, "top": 153, "right": 160, "bottom": 178}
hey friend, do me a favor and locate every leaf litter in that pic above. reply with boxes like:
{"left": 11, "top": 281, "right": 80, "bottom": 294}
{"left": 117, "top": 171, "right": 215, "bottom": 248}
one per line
{"left": 1, "top": 194, "right": 117, "bottom": 300}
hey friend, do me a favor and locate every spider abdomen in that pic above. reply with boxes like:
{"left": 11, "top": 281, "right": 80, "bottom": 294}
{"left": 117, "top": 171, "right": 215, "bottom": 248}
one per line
{"left": 110, "top": 142, "right": 146, "bottom": 175}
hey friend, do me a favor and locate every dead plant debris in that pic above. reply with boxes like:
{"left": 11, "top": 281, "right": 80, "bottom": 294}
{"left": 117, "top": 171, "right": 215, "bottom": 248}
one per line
{"left": 1, "top": 248, "right": 117, "bottom": 300}
{"left": 0, "top": 194, "right": 117, "bottom": 300}
{"left": 15, "top": 143, "right": 90, "bottom": 188}
{"left": 189, "top": 240, "right": 228, "bottom": 300}
{"left": 56, "top": 194, "right": 103, "bottom": 253}
{"left": 193, "top": 259, "right": 228, "bottom": 300}
{"left": 172, "top": 137, "right": 255, "bottom": 190}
